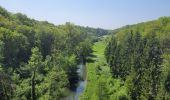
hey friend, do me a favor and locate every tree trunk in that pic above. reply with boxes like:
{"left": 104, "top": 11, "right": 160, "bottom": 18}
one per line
{"left": 31, "top": 71, "right": 36, "bottom": 100}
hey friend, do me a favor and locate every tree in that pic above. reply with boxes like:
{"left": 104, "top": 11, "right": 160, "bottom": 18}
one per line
{"left": 130, "top": 32, "right": 147, "bottom": 100}
{"left": 27, "top": 47, "right": 43, "bottom": 100}
{"left": 0, "top": 28, "right": 29, "bottom": 69}
{"left": 47, "top": 68, "right": 68, "bottom": 99}
{"left": 105, "top": 36, "right": 117, "bottom": 66}
{"left": 0, "top": 6, "right": 11, "bottom": 18}
{"left": 0, "top": 40, "right": 4, "bottom": 67}
{"left": 0, "top": 71, "right": 13, "bottom": 100}
{"left": 146, "top": 33, "right": 163, "bottom": 99}
{"left": 76, "top": 38, "right": 92, "bottom": 62}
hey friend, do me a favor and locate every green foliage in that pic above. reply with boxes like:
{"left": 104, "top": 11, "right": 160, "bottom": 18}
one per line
{"left": 47, "top": 68, "right": 68, "bottom": 100}
{"left": 105, "top": 17, "right": 170, "bottom": 99}
{"left": 2, "top": 5, "right": 170, "bottom": 100}
{"left": 81, "top": 41, "right": 130, "bottom": 100}
{"left": 0, "top": 7, "right": 109, "bottom": 100}
{"left": 0, "top": 40, "right": 4, "bottom": 66}
{"left": 106, "top": 31, "right": 163, "bottom": 99}
{"left": 0, "top": 72, "right": 14, "bottom": 100}
{"left": 0, "top": 6, "right": 11, "bottom": 18}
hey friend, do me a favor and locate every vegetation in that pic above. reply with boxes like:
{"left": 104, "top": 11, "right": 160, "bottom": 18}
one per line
{"left": 1, "top": 5, "right": 170, "bottom": 100}
{"left": 81, "top": 17, "right": 170, "bottom": 100}
{"left": 0, "top": 6, "right": 109, "bottom": 99}
{"left": 105, "top": 17, "right": 170, "bottom": 99}
{"left": 80, "top": 40, "right": 130, "bottom": 100}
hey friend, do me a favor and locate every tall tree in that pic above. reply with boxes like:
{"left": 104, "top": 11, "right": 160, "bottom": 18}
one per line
{"left": 146, "top": 33, "right": 162, "bottom": 99}
{"left": 27, "top": 47, "right": 43, "bottom": 100}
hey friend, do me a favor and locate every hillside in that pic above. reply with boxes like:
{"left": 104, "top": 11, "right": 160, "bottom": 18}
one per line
{"left": 0, "top": 4, "right": 170, "bottom": 100}
{"left": 112, "top": 17, "right": 170, "bottom": 53}
{"left": 0, "top": 6, "right": 109, "bottom": 99}
{"left": 105, "top": 17, "right": 170, "bottom": 99}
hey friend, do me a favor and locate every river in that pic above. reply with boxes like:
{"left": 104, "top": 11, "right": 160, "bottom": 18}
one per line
{"left": 64, "top": 62, "right": 87, "bottom": 100}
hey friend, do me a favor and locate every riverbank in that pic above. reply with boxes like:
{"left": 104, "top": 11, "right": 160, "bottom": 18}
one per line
{"left": 64, "top": 41, "right": 107, "bottom": 100}
{"left": 64, "top": 62, "right": 87, "bottom": 100}
{"left": 80, "top": 40, "right": 130, "bottom": 100}
{"left": 80, "top": 40, "right": 113, "bottom": 99}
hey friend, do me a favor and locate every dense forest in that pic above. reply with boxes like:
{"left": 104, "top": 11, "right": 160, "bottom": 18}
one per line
{"left": 0, "top": 7, "right": 109, "bottom": 100}
{"left": 0, "top": 5, "right": 170, "bottom": 100}
{"left": 104, "top": 17, "right": 170, "bottom": 99}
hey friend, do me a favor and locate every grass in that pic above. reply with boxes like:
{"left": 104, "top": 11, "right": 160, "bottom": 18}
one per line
{"left": 80, "top": 40, "right": 112, "bottom": 100}
{"left": 93, "top": 41, "right": 105, "bottom": 59}
{"left": 80, "top": 40, "right": 130, "bottom": 100}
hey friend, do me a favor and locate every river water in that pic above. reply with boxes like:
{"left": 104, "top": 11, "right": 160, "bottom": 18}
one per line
{"left": 64, "top": 62, "right": 87, "bottom": 100}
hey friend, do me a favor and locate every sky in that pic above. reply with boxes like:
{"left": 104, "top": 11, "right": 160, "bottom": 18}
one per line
{"left": 0, "top": 0, "right": 170, "bottom": 29}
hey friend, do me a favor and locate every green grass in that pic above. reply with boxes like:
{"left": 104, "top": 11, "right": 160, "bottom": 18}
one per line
{"left": 80, "top": 40, "right": 112, "bottom": 100}
{"left": 80, "top": 40, "right": 130, "bottom": 100}
{"left": 93, "top": 42, "right": 105, "bottom": 58}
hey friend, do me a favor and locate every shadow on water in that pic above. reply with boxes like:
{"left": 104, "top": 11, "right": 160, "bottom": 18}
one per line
{"left": 64, "top": 52, "right": 97, "bottom": 100}
{"left": 69, "top": 77, "right": 79, "bottom": 91}
{"left": 64, "top": 61, "right": 87, "bottom": 100}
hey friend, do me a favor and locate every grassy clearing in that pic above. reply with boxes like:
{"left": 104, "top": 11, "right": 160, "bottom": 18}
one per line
{"left": 80, "top": 40, "right": 130, "bottom": 100}
{"left": 80, "top": 40, "right": 112, "bottom": 100}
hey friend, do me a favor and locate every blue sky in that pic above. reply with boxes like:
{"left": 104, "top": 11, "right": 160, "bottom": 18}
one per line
{"left": 0, "top": 0, "right": 170, "bottom": 29}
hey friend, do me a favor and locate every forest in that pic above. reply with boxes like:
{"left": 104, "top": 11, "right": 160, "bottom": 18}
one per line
{"left": 0, "top": 5, "right": 170, "bottom": 100}
{"left": 0, "top": 7, "right": 109, "bottom": 100}
{"left": 104, "top": 17, "right": 170, "bottom": 100}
